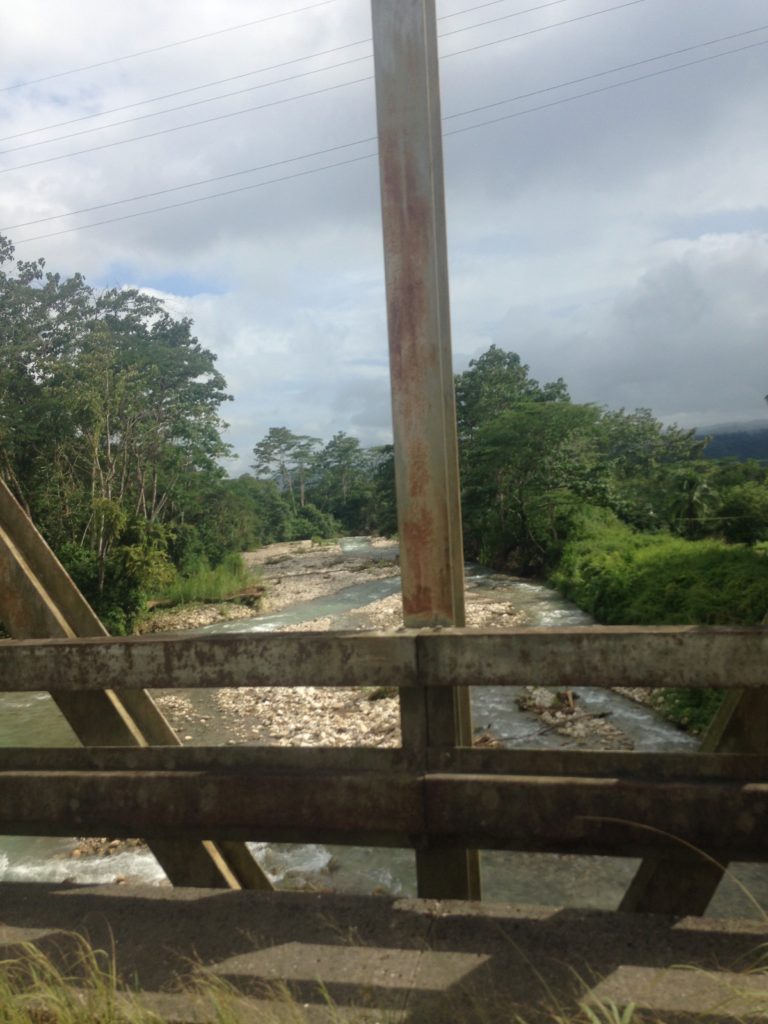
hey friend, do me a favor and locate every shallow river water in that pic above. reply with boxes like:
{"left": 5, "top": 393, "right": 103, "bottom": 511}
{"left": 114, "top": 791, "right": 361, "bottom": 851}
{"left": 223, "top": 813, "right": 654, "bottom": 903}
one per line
{"left": 1, "top": 541, "right": 766, "bottom": 917}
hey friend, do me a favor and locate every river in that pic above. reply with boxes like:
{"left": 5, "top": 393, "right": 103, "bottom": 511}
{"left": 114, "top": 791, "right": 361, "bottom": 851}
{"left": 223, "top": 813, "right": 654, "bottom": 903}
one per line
{"left": 1, "top": 540, "right": 765, "bottom": 917}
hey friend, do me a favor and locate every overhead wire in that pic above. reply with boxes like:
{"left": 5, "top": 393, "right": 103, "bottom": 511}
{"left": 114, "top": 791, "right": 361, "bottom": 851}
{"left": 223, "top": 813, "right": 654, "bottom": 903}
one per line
{"left": 0, "top": 0, "right": 645, "bottom": 172}
{"left": 11, "top": 154, "right": 378, "bottom": 245}
{"left": 0, "top": 0, "right": 572, "bottom": 143}
{"left": 443, "top": 24, "right": 768, "bottom": 121}
{"left": 440, "top": 0, "right": 576, "bottom": 36}
{"left": 6, "top": 23, "right": 766, "bottom": 232}
{"left": 3, "top": 137, "right": 378, "bottom": 229}
{"left": 440, "top": 0, "right": 567, "bottom": 18}
{"left": 0, "top": 1, "right": 641, "bottom": 156}
{"left": 0, "top": 75, "right": 373, "bottom": 175}
{"left": 0, "top": 54, "right": 374, "bottom": 156}
{"left": 0, "top": 0, "right": 341, "bottom": 93}
{"left": 0, "top": 41, "right": 373, "bottom": 145}
{"left": 9, "top": 32, "right": 767, "bottom": 245}
{"left": 442, "top": 35, "right": 768, "bottom": 137}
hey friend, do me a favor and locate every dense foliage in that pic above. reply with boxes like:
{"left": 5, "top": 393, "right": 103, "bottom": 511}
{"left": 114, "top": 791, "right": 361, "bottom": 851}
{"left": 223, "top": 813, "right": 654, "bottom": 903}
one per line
{"left": 454, "top": 345, "right": 731, "bottom": 571}
{"left": 0, "top": 237, "right": 240, "bottom": 630}
{"left": 0, "top": 236, "right": 397, "bottom": 630}
{"left": 454, "top": 346, "right": 768, "bottom": 732}
{"left": 3, "top": 232, "right": 767, "bottom": 663}
{"left": 552, "top": 509, "right": 768, "bottom": 626}
{"left": 249, "top": 426, "right": 396, "bottom": 538}
{"left": 550, "top": 509, "right": 768, "bottom": 731}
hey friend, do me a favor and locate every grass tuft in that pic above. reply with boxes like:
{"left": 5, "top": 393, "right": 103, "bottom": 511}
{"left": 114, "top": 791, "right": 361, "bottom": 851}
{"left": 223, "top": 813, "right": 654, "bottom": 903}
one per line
{"left": 0, "top": 937, "right": 153, "bottom": 1023}
{"left": 153, "top": 553, "right": 253, "bottom": 607}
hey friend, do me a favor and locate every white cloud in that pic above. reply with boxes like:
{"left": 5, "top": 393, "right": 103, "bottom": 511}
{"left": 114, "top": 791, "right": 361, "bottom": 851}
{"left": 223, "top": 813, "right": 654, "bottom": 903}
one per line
{"left": 1, "top": 0, "right": 767, "bottom": 464}
{"left": 488, "top": 231, "right": 768, "bottom": 427}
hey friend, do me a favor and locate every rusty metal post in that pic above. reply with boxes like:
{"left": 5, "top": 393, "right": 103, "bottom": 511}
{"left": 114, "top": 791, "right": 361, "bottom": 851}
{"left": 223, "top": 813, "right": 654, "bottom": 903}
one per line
{"left": 371, "top": 0, "right": 480, "bottom": 898}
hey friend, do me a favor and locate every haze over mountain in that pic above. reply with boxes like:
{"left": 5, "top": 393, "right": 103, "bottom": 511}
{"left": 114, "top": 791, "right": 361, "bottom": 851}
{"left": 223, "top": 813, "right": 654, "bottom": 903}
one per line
{"left": 698, "top": 420, "right": 768, "bottom": 461}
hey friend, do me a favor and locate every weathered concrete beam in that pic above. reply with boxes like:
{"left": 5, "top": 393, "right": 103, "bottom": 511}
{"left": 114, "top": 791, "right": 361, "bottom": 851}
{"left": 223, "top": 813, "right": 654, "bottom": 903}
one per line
{"left": 1, "top": 769, "right": 766, "bottom": 862}
{"left": 417, "top": 626, "right": 768, "bottom": 690}
{"left": 1, "top": 626, "right": 767, "bottom": 692}
{"left": 0, "top": 632, "right": 417, "bottom": 691}
{"left": 1, "top": 745, "right": 766, "bottom": 784}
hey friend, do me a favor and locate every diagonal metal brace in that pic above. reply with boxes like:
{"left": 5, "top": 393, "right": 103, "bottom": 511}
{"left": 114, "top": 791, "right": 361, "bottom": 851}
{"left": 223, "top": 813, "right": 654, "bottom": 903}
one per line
{"left": 0, "top": 478, "right": 271, "bottom": 890}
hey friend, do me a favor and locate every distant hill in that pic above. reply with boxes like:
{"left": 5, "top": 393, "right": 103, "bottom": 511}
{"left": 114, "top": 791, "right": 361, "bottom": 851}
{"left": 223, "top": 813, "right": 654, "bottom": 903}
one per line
{"left": 698, "top": 420, "right": 768, "bottom": 461}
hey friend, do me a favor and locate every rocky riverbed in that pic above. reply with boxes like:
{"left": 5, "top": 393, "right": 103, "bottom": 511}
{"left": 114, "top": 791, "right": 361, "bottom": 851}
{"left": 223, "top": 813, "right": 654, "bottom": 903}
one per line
{"left": 140, "top": 539, "right": 637, "bottom": 752}
{"left": 69, "top": 540, "right": 654, "bottom": 867}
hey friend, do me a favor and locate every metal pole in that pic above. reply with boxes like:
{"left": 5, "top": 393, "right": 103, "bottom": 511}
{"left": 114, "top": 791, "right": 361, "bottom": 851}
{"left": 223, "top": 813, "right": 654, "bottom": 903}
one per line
{"left": 371, "top": 0, "right": 480, "bottom": 899}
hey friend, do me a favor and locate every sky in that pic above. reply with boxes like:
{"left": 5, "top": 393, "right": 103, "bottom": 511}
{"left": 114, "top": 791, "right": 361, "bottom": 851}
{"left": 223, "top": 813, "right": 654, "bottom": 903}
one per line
{"left": 1, "top": 0, "right": 767, "bottom": 472}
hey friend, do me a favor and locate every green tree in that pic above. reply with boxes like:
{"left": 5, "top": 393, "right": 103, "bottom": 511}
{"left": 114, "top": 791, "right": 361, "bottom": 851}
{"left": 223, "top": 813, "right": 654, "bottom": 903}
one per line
{"left": 595, "top": 408, "right": 708, "bottom": 531}
{"left": 0, "top": 235, "right": 233, "bottom": 631}
{"left": 455, "top": 345, "right": 569, "bottom": 443}
{"left": 310, "top": 432, "right": 375, "bottom": 531}
{"left": 252, "top": 427, "right": 321, "bottom": 510}
{"left": 462, "top": 401, "right": 603, "bottom": 571}
{"left": 718, "top": 480, "right": 768, "bottom": 544}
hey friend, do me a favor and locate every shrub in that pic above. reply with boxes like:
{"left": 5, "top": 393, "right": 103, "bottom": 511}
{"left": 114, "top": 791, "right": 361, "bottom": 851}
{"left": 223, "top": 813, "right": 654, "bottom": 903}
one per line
{"left": 552, "top": 511, "right": 768, "bottom": 733}
{"left": 153, "top": 552, "right": 251, "bottom": 607}
{"left": 553, "top": 512, "right": 768, "bottom": 626}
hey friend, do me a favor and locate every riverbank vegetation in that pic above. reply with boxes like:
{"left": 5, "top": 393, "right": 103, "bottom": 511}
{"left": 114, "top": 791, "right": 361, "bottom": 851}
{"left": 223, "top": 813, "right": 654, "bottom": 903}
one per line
{"left": 0, "top": 236, "right": 390, "bottom": 632}
{"left": 2, "top": 233, "right": 767, "bottom": 664}
{"left": 452, "top": 345, "right": 768, "bottom": 733}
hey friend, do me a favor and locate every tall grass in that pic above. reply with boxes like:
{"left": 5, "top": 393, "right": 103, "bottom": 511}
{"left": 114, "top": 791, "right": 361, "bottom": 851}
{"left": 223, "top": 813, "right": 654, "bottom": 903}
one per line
{"left": 552, "top": 513, "right": 768, "bottom": 627}
{"left": 153, "top": 553, "right": 252, "bottom": 607}
{"left": 0, "top": 938, "right": 152, "bottom": 1023}
{"left": 1, "top": 933, "right": 767, "bottom": 1023}
{"left": 0, "top": 939, "right": 365, "bottom": 1023}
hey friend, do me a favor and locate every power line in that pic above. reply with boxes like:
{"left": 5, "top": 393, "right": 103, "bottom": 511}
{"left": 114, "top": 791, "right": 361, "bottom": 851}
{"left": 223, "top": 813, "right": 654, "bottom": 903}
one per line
{"left": 0, "top": 0, "right": 645, "bottom": 174}
{"left": 10, "top": 35, "right": 765, "bottom": 246}
{"left": 442, "top": 0, "right": 644, "bottom": 62}
{"left": 440, "top": 0, "right": 567, "bottom": 19}
{"left": 6, "top": 24, "right": 764, "bottom": 233}
{"left": 0, "top": 0, "right": 637, "bottom": 156}
{"left": 2, "top": 137, "right": 377, "bottom": 230}
{"left": 0, "top": 0, "right": 571, "bottom": 142}
{"left": 0, "top": 54, "right": 374, "bottom": 157}
{"left": 12, "top": 153, "right": 379, "bottom": 244}
{"left": 443, "top": 36, "right": 768, "bottom": 137}
{"left": 0, "top": 41, "right": 372, "bottom": 145}
{"left": 440, "top": 0, "right": 576, "bottom": 36}
{"left": 444, "top": 23, "right": 768, "bottom": 121}
{"left": 0, "top": 0, "right": 340, "bottom": 93}
{"left": 0, "top": 75, "right": 374, "bottom": 176}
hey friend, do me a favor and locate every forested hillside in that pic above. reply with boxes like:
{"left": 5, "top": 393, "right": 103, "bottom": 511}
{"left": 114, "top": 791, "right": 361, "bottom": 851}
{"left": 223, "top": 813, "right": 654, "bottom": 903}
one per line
{"left": 699, "top": 425, "right": 768, "bottom": 462}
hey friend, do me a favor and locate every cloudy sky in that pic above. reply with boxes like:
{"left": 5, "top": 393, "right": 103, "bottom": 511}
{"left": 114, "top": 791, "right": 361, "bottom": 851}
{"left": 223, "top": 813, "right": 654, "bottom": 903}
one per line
{"left": 1, "top": 0, "right": 766, "bottom": 471}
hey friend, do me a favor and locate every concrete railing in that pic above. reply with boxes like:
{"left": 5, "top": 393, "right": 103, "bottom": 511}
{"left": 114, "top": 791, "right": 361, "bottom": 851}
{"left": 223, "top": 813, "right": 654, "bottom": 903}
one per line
{"left": 1, "top": 626, "right": 767, "bottom": 873}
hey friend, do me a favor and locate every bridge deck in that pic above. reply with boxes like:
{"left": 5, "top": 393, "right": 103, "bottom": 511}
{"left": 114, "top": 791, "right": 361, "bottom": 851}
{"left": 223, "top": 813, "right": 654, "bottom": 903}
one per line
{"left": 1, "top": 882, "right": 767, "bottom": 1022}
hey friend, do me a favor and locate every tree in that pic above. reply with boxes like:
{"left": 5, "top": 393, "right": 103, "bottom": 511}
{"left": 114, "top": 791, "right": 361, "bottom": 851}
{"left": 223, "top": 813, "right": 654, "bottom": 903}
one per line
{"left": 252, "top": 427, "right": 321, "bottom": 510}
{"left": 310, "top": 432, "right": 375, "bottom": 530}
{"left": 718, "top": 480, "right": 768, "bottom": 544}
{"left": 455, "top": 345, "right": 569, "bottom": 442}
{"left": 462, "top": 401, "right": 603, "bottom": 571}
{"left": 0, "top": 235, "right": 234, "bottom": 630}
{"left": 595, "top": 409, "right": 708, "bottom": 531}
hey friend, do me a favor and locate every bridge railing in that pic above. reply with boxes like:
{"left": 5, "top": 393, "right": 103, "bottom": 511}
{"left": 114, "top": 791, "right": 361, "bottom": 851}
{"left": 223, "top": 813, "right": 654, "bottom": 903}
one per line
{"left": 1, "top": 626, "right": 767, "bottom": 867}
